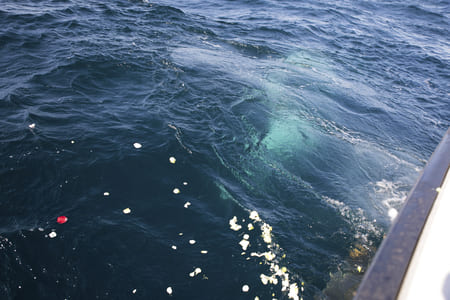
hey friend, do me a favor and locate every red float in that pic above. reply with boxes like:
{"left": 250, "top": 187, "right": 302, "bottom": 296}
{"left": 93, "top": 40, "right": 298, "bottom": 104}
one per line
{"left": 57, "top": 216, "right": 68, "bottom": 224}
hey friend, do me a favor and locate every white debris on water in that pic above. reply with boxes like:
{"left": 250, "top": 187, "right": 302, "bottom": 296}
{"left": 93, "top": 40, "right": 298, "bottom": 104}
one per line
{"left": 48, "top": 232, "right": 57, "bottom": 238}
{"left": 263, "top": 251, "right": 276, "bottom": 261}
{"left": 228, "top": 210, "right": 302, "bottom": 300}
{"left": 288, "top": 283, "right": 300, "bottom": 300}
{"left": 103, "top": 192, "right": 110, "bottom": 196}
{"left": 260, "top": 273, "right": 278, "bottom": 285}
{"left": 189, "top": 239, "right": 196, "bottom": 245}
{"left": 229, "top": 216, "right": 242, "bottom": 231}
{"left": 239, "top": 239, "right": 250, "bottom": 251}
{"left": 169, "top": 156, "right": 176, "bottom": 164}
{"left": 133, "top": 143, "right": 142, "bottom": 149}
{"left": 171, "top": 245, "right": 177, "bottom": 250}
{"left": 184, "top": 201, "right": 191, "bottom": 208}
{"left": 123, "top": 208, "right": 131, "bottom": 214}
{"left": 242, "top": 285, "right": 250, "bottom": 292}
{"left": 189, "top": 267, "right": 202, "bottom": 277}
{"left": 249, "top": 211, "right": 261, "bottom": 222}
{"left": 173, "top": 188, "right": 180, "bottom": 194}
{"left": 166, "top": 287, "right": 173, "bottom": 295}
{"left": 28, "top": 123, "right": 36, "bottom": 129}
{"left": 261, "top": 223, "right": 272, "bottom": 244}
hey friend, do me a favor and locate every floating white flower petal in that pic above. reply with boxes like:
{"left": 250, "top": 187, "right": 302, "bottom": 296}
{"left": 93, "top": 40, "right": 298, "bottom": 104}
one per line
{"left": 260, "top": 273, "right": 278, "bottom": 285}
{"left": 229, "top": 216, "right": 242, "bottom": 231}
{"left": 132, "top": 289, "right": 137, "bottom": 294}
{"left": 183, "top": 182, "right": 188, "bottom": 186}
{"left": 250, "top": 252, "right": 263, "bottom": 257}
{"left": 48, "top": 232, "right": 57, "bottom": 238}
{"left": 261, "top": 223, "right": 273, "bottom": 244}
{"left": 239, "top": 239, "right": 250, "bottom": 251}
{"left": 184, "top": 202, "right": 191, "bottom": 208}
{"left": 264, "top": 251, "right": 276, "bottom": 261}
{"left": 189, "top": 239, "right": 196, "bottom": 245}
{"left": 169, "top": 157, "right": 176, "bottom": 164}
{"left": 70, "top": 140, "right": 75, "bottom": 144}
{"left": 133, "top": 143, "right": 142, "bottom": 149}
{"left": 288, "top": 283, "right": 300, "bottom": 300}
{"left": 242, "top": 285, "right": 250, "bottom": 292}
{"left": 173, "top": 188, "right": 180, "bottom": 194}
{"left": 229, "top": 209, "right": 299, "bottom": 299}
{"left": 171, "top": 245, "right": 177, "bottom": 250}
{"left": 282, "top": 277, "right": 289, "bottom": 291}
{"left": 200, "top": 250, "right": 208, "bottom": 254}
{"left": 28, "top": 123, "right": 36, "bottom": 129}
{"left": 260, "top": 274, "right": 269, "bottom": 285}
{"left": 166, "top": 287, "right": 173, "bottom": 295}
{"left": 189, "top": 267, "right": 202, "bottom": 277}
{"left": 249, "top": 211, "right": 261, "bottom": 221}
{"left": 123, "top": 208, "right": 131, "bottom": 214}
{"left": 103, "top": 192, "right": 110, "bottom": 196}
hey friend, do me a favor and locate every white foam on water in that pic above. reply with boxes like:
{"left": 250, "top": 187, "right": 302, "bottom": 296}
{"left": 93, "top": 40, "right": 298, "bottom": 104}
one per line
{"left": 323, "top": 196, "right": 382, "bottom": 244}
{"left": 373, "top": 179, "right": 408, "bottom": 222}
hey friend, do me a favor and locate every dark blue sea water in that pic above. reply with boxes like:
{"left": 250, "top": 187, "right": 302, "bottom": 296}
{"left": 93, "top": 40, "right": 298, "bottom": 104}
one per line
{"left": 1, "top": 0, "right": 449, "bottom": 299}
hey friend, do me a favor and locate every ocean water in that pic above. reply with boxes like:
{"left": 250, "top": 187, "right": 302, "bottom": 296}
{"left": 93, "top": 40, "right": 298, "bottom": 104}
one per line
{"left": 0, "top": 0, "right": 449, "bottom": 299}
